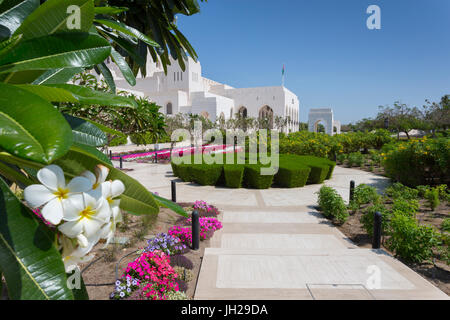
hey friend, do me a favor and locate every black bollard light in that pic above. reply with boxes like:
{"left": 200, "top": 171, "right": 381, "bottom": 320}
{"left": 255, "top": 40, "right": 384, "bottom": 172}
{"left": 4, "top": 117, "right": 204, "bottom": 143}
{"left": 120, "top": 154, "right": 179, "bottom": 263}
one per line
{"left": 191, "top": 210, "right": 200, "bottom": 250}
{"left": 109, "top": 150, "right": 112, "bottom": 160}
{"left": 119, "top": 156, "right": 123, "bottom": 169}
{"left": 234, "top": 136, "right": 237, "bottom": 153}
{"left": 349, "top": 180, "right": 355, "bottom": 203}
{"left": 155, "top": 152, "right": 158, "bottom": 163}
{"left": 171, "top": 180, "right": 176, "bottom": 203}
{"left": 333, "top": 152, "right": 337, "bottom": 162}
{"left": 373, "top": 211, "right": 382, "bottom": 249}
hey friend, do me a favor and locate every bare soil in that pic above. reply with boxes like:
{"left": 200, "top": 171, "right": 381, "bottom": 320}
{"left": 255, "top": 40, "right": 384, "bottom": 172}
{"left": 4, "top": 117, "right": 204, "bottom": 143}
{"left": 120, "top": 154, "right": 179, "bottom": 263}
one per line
{"left": 79, "top": 202, "right": 209, "bottom": 300}
{"left": 336, "top": 200, "right": 450, "bottom": 295}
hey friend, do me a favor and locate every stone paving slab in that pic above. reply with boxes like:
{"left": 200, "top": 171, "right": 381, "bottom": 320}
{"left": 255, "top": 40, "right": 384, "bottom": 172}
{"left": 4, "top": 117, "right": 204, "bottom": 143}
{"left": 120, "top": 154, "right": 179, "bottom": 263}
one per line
{"left": 195, "top": 249, "right": 449, "bottom": 300}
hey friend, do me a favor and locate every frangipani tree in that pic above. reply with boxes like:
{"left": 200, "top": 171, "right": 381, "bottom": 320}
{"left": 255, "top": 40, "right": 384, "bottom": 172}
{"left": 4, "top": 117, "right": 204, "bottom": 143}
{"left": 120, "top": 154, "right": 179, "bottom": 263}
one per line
{"left": 0, "top": 0, "right": 187, "bottom": 300}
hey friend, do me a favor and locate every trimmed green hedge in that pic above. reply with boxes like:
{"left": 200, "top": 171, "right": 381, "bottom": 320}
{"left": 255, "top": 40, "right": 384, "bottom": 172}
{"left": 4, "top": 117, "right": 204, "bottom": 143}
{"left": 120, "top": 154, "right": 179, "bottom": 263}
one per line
{"left": 224, "top": 164, "right": 245, "bottom": 188}
{"left": 171, "top": 153, "right": 335, "bottom": 189}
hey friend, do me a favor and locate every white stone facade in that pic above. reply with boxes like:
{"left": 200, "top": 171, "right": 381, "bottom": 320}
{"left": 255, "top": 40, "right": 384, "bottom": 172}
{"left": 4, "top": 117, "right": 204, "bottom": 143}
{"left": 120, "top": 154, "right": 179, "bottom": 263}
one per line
{"left": 107, "top": 56, "right": 300, "bottom": 132}
{"left": 308, "top": 108, "right": 341, "bottom": 135}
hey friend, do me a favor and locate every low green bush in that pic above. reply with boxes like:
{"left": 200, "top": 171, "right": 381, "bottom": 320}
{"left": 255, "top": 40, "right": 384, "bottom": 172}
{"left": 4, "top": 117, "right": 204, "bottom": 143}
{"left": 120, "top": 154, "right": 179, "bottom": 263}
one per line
{"left": 109, "top": 135, "right": 127, "bottom": 146}
{"left": 223, "top": 165, "right": 245, "bottom": 188}
{"left": 360, "top": 203, "right": 392, "bottom": 236}
{"left": 350, "top": 184, "right": 380, "bottom": 210}
{"left": 347, "top": 152, "right": 365, "bottom": 167}
{"left": 317, "top": 185, "right": 349, "bottom": 224}
{"left": 442, "top": 218, "right": 450, "bottom": 233}
{"left": 336, "top": 153, "right": 347, "bottom": 164}
{"left": 424, "top": 188, "right": 440, "bottom": 211}
{"left": 176, "top": 164, "right": 193, "bottom": 182}
{"left": 386, "top": 213, "right": 440, "bottom": 263}
{"left": 384, "top": 182, "right": 419, "bottom": 200}
{"left": 391, "top": 198, "right": 419, "bottom": 215}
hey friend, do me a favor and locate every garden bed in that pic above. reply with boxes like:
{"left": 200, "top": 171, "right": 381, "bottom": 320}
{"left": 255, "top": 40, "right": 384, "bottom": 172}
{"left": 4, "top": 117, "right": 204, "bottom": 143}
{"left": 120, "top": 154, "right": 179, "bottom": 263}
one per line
{"left": 315, "top": 182, "right": 450, "bottom": 296}
{"left": 337, "top": 200, "right": 449, "bottom": 295}
{"left": 79, "top": 202, "right": 221, "bottom": 300}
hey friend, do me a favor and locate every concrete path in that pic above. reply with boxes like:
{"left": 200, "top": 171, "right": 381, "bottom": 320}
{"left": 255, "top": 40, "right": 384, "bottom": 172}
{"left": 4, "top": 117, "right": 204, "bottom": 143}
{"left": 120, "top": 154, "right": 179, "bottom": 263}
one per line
{"left": 116, "top": 161, "right": 448, "bottom": 300}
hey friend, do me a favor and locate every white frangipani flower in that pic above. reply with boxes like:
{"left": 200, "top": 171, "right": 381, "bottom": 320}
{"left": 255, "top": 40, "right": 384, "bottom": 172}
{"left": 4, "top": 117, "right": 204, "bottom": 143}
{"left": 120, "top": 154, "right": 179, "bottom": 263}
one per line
{"left": 100, "top": 205, "right": 123, "bottom": 247}
{"left": 60, "top": 234, "right": 98, "bottom": 273}
{"left": 24, "top": 165, "right": 92, "bottom": 225}
{"left": 58, "top": 192, "right": 111, "bottom": 239}
{"left": 81, "top": 164, "right": 110, "bottom": 198}
{"left": 102, "top": 180, "right": 125, "bottom": 207}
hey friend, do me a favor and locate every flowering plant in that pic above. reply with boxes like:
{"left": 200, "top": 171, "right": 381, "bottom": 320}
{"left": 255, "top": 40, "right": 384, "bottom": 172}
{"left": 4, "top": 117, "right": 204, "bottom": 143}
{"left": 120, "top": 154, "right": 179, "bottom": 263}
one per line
{"left": 193, "top": 200, "right": 220, "bottom": 217}
{"left": 110, "top": 276, "right": 141, "bottom": 300}
{"left": 144, "top": 233, "right": 189, "bottom": 255}
{"left": 168, "top": 217, "right": 222, "bottom": 245}
{"left": 23, "top": 164, "right": 125, "bottom": 272}
{"left": 121, "top": 250, "right": 179, "bottom": 300}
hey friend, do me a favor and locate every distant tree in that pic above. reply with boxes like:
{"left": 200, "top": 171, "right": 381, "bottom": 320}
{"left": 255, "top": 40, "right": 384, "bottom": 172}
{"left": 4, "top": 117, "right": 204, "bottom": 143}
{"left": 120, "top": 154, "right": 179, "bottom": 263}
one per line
{"left": 298, "top": 122, "right": 308, "bottom": 131}
{"left": 377, "top": 102, "right": 425, "bottom": 139}
{"left": 423, "top": 95, "right": 450, "bottom": 134}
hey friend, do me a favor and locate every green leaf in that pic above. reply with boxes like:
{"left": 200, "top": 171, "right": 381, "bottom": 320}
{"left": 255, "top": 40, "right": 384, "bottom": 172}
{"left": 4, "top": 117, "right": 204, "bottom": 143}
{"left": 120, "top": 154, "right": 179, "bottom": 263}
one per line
{"left": 0, "top": 33, "right": 111, "bottom": 76}
{"left": 18, "top": 83, "right": 137, "bottom": 108}
{"left": 94, "top": 6, "right": 128, "bottom": 15}
{"left": 32, "top": 67, "right": 84, "bottom": 85}
{"left": 0, "top": 160, "right": 35, "bottom": 186}
{"left": 14, "top": 0, "right": 94, "bottom": 40}
{"left": 96, "top": 62, "right": 115, "bottom": 93}
{"left": 0, "top": 0, "right": 38, "bottom": 37}
{"left": 95, "top": 18, "right": 160, "bottom": 48}
{"left": 153, "top": 194, "right": 188, "bottom": 218}
{"left": 0, "top": 83, "right": 73, "bottom": 164}
{"left": 69, "top": 269, "right": 89, "bottom": 300}
{"left": 63, "top": 114, "right": 107, "bottom": 147}
{"left": 0, "top": 34, "right": 22, "bottom": 59}
{"left": 82, "top": 118, "right": 126, "bottom": 138}
{"left": 0, "top": 177, "right": 74, "bottom": 300}
{"left": 54, "top": 146, "right": 159, "bottom": 216}
{"left": 110, "top": 47, "right": 136, "bottom": 86}
{"left": 72, "top": 142, "right": 112, "bottom": 165}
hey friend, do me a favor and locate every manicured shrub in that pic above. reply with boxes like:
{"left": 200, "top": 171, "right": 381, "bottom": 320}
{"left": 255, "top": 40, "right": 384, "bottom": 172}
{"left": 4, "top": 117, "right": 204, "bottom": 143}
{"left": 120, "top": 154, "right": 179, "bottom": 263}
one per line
{"left": 190, "top": 164, "right": 223, "bottom": 186}
{"left": 223, "top": 164, "right": 245, "bottom": 188}
{"left": 317, "top": 186, "right": 349, "bottom": 224}
{"left": 424, "top": 188, "right": 440, "bottom": 211}
{"left": 175, "top": 164, "right": 193, "bottom": 182}
{"left": 244, "top": 164, "right": 275, "bottom": 189}
{"left": 274, "top": 165, "right": 310, "bottom": 188}
{"left": 386, "top": 213, "right": 440, "bottom": 263}
{"left": 336, "top": 153, "right": 347, "bottom": 164}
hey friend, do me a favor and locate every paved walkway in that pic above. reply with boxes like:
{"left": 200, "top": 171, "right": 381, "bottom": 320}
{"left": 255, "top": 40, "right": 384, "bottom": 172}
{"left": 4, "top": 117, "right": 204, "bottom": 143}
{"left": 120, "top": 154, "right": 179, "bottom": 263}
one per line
{"left": 117, "top": 160, "right": 448, "bottom": 300}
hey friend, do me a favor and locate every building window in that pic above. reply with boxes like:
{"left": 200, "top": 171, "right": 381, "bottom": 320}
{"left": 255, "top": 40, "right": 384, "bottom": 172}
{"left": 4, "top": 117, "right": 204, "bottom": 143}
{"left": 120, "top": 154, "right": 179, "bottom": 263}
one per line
{"left": 181, "top": 72, "right": 182, "bottom": 81}
{"left": 174, "top": 72, "right": 176, "bottom": 82}
{"left": 166, "top": 102, "right": 173, "bottom": 115}
{"left": 292, "top": 99, "right": 294, "bottom": 104}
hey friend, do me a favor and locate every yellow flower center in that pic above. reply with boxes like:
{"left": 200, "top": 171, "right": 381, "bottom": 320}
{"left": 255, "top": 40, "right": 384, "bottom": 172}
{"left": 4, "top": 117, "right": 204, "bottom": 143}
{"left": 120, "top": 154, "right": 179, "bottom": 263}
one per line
{"left": 54, "top": 188, "right": 69, "bottom": 201}
{"left": 107, "top": 196, "right": 113, "bottom": 204}
{"left": 79, "top": 206, "right": 95, "bottom": 220}
{"left": 92, "top": 182, "right": 99, "bottom": 190}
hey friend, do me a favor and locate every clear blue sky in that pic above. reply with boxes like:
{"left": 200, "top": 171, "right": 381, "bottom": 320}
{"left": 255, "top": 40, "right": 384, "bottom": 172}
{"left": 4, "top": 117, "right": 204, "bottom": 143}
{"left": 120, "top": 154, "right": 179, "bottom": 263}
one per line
{"left": 177, "top": 0, "right": 450, "bottom": 124}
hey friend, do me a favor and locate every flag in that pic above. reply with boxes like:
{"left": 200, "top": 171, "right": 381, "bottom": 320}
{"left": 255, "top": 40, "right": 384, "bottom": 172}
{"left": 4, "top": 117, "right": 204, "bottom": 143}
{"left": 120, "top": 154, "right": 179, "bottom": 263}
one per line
{"left": 282, "top": 64, "right": 285, "bottom": 76}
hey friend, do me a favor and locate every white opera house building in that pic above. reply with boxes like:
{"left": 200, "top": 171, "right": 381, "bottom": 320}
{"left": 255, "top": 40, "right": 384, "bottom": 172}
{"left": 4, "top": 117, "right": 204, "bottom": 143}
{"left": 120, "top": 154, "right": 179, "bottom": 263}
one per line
{"left": 107, "top": 56, "right": 300, "bottom": 132}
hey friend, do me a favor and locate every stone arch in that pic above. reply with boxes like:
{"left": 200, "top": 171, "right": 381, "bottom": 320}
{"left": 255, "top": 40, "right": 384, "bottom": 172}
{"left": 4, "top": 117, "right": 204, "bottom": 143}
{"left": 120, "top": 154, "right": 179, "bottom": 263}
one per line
{"left": 259, "top": 105, "right": 274, "bottom": 129}
{"left": 238, "top": 106, "right": 248, "bottom": 118}
{"left": 308, "top": 108, "right": 339, "bottom": 135}
{"left": 166, "top": 102, "right": 173, "bottom": 115}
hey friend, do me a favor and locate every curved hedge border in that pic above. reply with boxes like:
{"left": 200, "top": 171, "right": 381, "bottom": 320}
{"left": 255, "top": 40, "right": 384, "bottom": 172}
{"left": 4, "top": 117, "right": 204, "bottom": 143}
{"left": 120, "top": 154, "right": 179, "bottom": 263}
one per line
{"left": 171, "top": 154, "right": 335, "bottom": 189}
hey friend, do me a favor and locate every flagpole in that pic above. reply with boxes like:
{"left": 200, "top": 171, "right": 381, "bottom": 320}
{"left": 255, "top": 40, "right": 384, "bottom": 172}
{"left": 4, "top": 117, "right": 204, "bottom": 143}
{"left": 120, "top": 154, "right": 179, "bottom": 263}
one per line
{"left": 282, "top": 63, "right": 285, "bottom": 87}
